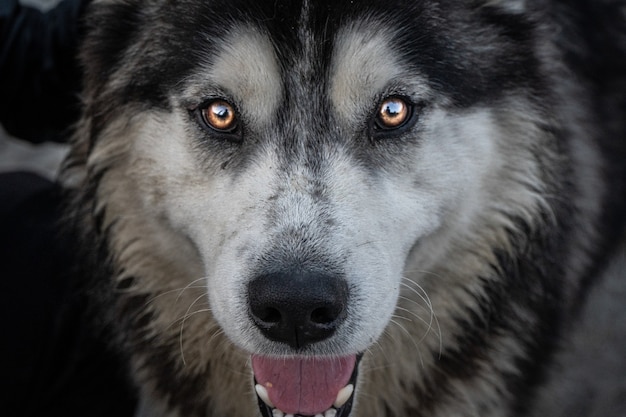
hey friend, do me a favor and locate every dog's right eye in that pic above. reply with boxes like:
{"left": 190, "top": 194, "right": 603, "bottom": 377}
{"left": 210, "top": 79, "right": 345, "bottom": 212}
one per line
{"left": 199, "top": 100, "right": 239, "bottom": 133}
{"left": 374, "top": 96, "right": 413, "bottom": 131}
{"left": 377, "top": 97, "right": 410, "bottom": 129}
{"left": 370, "top": 96, "right": 418, "bottom": 140}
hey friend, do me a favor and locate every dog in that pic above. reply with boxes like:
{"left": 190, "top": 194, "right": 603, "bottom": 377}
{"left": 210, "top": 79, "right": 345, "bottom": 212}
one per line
{"left": 62, "top": 0, "right": 626, "bottom": 416}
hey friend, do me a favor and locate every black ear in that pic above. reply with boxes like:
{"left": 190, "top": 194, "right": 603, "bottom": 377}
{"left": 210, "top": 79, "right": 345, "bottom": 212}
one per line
{"left": 479, "top": 0, "right": 527, "bottom": 14}
{"left": 79, "top": 0, "right": 145, "bottom": 93}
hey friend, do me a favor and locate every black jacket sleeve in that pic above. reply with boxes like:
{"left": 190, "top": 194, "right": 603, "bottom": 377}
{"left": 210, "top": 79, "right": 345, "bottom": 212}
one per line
{"left": 0, "top": 0, "right": 88, "bottom": 143}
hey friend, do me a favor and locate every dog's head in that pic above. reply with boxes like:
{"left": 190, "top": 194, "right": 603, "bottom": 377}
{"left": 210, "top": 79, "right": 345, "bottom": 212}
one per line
{"left": 68, "top": 1, "right": 561, "bottom": 416}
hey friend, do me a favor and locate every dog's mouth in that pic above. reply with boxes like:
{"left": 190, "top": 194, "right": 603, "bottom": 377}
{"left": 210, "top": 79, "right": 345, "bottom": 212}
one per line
{"left": 252, "top": 354, "right": 361, "bottom": 417}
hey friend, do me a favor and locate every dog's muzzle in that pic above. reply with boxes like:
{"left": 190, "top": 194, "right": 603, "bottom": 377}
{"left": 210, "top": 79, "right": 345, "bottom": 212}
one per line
{"left": 247, "top": 270, "right": 360, "bottom": 417}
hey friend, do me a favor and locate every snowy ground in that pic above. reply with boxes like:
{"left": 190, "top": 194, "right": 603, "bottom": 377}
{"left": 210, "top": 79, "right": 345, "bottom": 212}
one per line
{"left": 0, "top": 126, "right": 68, "bottom": 179}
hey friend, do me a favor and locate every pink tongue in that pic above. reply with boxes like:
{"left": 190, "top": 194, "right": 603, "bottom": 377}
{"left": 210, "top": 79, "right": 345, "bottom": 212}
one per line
{"left": 252, "top": 355, "right": 356, "bottom": 415}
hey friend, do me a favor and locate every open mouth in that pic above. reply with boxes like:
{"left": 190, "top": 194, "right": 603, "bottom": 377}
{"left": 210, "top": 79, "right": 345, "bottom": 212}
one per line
{"left": 252, "top": 354, "right": 362, "bottom": 417}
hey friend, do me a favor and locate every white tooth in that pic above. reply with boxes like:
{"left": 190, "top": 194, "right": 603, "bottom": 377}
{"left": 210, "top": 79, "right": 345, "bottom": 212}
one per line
{"left": 272, "top": 410, "right": 284, "bottom": 417}
{"left": 315, "top": 414, "right": 324, "bottom": 417}
{"left": 285, "top": 414, "right": 294, "bottom": 417}
{"left": 325, "top": 409, "right": 337, "bottom": 417}
{"left": 333, "top": 384, "right": 354, "bottom": 408}
{"left": 255, "top": 384, "right": 274, "bottom": 408}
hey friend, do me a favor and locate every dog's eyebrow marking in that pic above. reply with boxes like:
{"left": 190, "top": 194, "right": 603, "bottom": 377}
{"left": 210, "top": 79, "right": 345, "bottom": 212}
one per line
{"left": 209, "top": 26, "right": 282, "bottom": 127}
{"left": 329, "top": 22, "right": 403, "bottom": 124}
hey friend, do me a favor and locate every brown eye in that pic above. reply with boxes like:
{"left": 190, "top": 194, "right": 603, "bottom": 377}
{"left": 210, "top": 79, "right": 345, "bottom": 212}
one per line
{"left": 202, "top": 100, "right": 238, "bottom": 132}
{"left": 376, "top": 97, "right": 410, "bottom": 130}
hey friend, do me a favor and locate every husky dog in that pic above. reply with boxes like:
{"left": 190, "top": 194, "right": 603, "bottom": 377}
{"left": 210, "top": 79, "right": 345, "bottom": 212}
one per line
{"left": 62, "top": 0, "right": 626, "bottom": 416}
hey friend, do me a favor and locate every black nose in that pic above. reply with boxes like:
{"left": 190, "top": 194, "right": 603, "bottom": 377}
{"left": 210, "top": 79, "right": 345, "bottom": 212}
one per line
{"left": 248, "top": 271, "right": 349, "bottom": 349}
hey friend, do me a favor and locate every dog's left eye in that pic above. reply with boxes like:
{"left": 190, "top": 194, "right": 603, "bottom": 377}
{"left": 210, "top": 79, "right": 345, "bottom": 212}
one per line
{"left": 199, "top": 100, "right": 238, "bottom": 133}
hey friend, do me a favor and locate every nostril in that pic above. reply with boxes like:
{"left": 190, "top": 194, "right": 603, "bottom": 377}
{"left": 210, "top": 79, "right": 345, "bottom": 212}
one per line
{"left": 256, "top": 306, "right": 282, "bottom": 324}
{"left": 310, "top": 306, "right": 340, "bottom": 325}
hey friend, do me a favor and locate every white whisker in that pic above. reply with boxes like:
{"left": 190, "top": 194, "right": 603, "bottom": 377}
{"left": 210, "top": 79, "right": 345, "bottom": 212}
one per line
{"left": 178, "top": 293, "right": 211, "bottom": 365}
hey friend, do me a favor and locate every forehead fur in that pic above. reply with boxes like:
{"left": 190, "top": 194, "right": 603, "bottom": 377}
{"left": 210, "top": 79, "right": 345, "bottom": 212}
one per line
{"left": 329, "top": 20, "right": 405, "bottom": 123}
{"left": 200, "top": 26, "right": 282, "bottom": 126}
{"left": 80, "top": 0, "right": 542, "bottom": 134}
{"left": 183, "top": 12, "right": 415, "bottom": 134}
{"left": 190, "top": 16, "right": 419, "bottom": 129}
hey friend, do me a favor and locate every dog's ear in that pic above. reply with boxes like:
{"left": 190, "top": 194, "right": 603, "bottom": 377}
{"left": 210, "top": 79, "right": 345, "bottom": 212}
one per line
{"left": 79, "top": 0, "right": 147, "bottom": 94}
{"left": 479, "top": 0, "right": 528, "bottom": 13}
{"left": 90, "top": 0, "right": 143, "bottom": 5}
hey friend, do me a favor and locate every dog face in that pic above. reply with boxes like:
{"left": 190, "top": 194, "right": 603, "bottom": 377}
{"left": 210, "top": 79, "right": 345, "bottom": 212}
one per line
{"left": 131, "top": 22, "right": 500, "bottom": 353}
{"left": 74, "top": 1, "right": 556, "bottom": 415}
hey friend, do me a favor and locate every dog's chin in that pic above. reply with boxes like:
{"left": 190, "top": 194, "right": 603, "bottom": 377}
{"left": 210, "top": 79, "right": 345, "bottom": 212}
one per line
{"left": 252, "top": 353, "right": 362, "bottom": 417}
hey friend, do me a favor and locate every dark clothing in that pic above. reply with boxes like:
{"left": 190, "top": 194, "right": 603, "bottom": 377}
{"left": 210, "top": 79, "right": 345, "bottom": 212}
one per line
{"left": 0, "top": 2, "right": 136, "bottom": 415}
{"left": 0, "top": 172, "right": 136, "bottom": 417}
{"left": 0, "top": 0, "right": 86, "bottom": 143}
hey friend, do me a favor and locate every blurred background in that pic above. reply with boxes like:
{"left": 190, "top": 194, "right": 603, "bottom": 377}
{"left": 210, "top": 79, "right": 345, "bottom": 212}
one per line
{"left": 0, "top": 0, "right": 69, "bottom": 180}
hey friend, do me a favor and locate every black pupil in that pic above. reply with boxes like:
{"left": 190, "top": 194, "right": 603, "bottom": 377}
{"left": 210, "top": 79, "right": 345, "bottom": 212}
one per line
{"left": 383, "top": 101, "right": 403, "bottom": 118}
{"left": 213, "top": 104, "right": 230, "bottom": 120}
